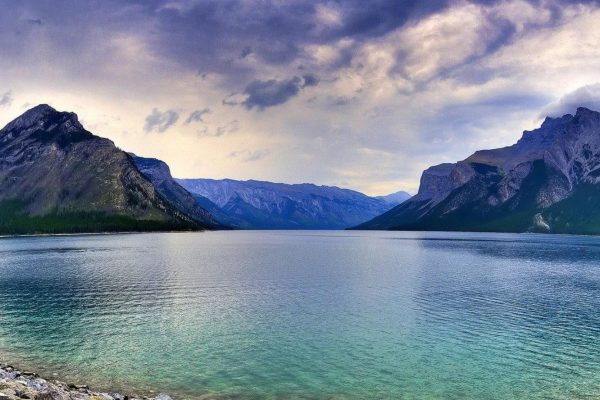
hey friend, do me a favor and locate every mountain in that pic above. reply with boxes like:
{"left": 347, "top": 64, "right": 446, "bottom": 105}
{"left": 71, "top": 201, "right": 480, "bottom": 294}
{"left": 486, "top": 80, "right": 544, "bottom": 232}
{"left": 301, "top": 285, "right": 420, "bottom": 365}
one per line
{"left": 131, "top": 155, "right": 222, "bottom": 229}
{"left": 0, "top": 104, "right": 215, "bottom": 233}
{"left": 375, "top": 191, "right": 411, "bottom": 206}
{"left": 355, "top": 107, "right": 600, "bottom": 234}
{"left": 176, "top": 178, "right": 405, "bottom": 229}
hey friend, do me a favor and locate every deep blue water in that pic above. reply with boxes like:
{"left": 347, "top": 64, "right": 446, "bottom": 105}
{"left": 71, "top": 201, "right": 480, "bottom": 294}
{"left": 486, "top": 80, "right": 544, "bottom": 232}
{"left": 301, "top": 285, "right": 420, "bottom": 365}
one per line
{"left": 0, "top": 231, "right": 599, "bottom": 399}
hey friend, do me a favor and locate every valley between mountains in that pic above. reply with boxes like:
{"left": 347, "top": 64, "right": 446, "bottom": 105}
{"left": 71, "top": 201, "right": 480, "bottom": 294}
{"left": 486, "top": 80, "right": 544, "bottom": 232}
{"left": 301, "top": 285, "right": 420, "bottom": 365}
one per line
{"left": 4, "top": 104, "right": 600, "bottom": 234}
{"left": 0, "top": 105, "right": 408, "bottom": 233}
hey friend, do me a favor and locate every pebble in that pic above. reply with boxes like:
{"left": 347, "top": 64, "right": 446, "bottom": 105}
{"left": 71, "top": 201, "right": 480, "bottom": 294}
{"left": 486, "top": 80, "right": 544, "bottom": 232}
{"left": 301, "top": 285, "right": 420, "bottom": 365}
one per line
{"left": 14, "top": 389, "right": 29, "bottom": 399}
{"left": 36, "top": 391, "right": 66, "bottom": 400}
{"left": 0, "top": 366, "right": 172, "bottom": 400}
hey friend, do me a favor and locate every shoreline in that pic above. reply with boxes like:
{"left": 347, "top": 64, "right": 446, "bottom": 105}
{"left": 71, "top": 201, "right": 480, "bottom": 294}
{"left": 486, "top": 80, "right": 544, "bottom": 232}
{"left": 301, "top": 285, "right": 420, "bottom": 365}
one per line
{"left": 0, "top": 363, "right": 172, "bottom": 400}
{"left": 0, "top": 230, "right": 211, "bottom": 240}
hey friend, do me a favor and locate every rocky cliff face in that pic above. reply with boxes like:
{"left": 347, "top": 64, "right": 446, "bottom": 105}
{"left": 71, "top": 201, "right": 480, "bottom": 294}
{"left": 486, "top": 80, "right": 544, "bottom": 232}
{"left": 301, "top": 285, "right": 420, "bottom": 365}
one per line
{"left": 356, "top": 107, "right": 600, "bottom": 234}
{"left": 132, "top": 155, "right": 222, "bottom": 229}
{"left": 0, "top": 105, "right": 212, "bottom": 233}
{"left": 176, "top": 178, "right": 405, "bottom": 229}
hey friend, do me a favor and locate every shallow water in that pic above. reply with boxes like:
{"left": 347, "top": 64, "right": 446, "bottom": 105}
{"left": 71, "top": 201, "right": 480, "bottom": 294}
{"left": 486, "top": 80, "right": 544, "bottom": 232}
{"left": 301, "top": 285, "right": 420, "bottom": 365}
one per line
{"left": 0, "top": 231, "right": 599, "bottom": 399}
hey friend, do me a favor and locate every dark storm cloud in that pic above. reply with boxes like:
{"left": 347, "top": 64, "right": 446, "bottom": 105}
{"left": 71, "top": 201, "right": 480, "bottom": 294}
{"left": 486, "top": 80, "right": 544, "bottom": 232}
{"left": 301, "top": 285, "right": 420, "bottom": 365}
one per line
{"left": 241, "top": 75, "right": 319, "bottom": 110}
{"left": 145, "top": 0, "right": 600, "bottom": 83}
{"left": 148, "top": 0, "right": 313, "bottom": 82}
{"left": 242, "top": 78, "right": 303, "bottom": 110}
{"left": 2, "top": 0, "right": 597, "bottom": 91}
{"left": 144, "top": 108, "right": 179, "bottom": 133}
{"left": 329, "top": 0, "right": 449, "bottom": 38}
{"left": 145, "top": 0, "right": 456, "bottom": 76}
{"left": 302, "top": 74, "right": 319, "bottom": 87}
{"left": 0, "top": 0, "right": 156, "bottom": 83}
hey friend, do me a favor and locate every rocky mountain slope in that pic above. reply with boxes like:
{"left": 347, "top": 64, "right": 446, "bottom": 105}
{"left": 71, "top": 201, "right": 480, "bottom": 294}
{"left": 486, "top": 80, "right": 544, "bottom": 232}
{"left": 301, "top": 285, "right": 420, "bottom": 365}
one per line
{"left": 176, "top": 178, "right": 406, "bottom": 229}
{"left": 131, "top": 155, "right": 222, "bottom": 229}
{"left": 355, "top": 107, "right": 600, "bottom": 234}
{"left": 0, "top": 105, "right": 215, "bottom": 233}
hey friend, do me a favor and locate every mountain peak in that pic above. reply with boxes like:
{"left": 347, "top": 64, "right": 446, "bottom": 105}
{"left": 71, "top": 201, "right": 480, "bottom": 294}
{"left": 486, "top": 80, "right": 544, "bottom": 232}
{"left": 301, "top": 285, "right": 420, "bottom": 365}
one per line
{"left": 575, "top": 106, "right": 600, "bottom": 119}
{"left": 356, "top": 104, "right": 600, "bottom": 234}
{"left": 26, "top": 103, "right": 56, "bottom": 115}
{"left": 2, "top": 104, "right": 83, "bottom": 133}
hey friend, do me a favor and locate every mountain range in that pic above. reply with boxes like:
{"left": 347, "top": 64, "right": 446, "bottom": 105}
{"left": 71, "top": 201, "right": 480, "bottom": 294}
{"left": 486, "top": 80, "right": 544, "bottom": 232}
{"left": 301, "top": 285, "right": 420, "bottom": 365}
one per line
{"left": 0, "top": 104, "right": 409, "bottom": 233}
{"left": 356, "top": 107, "right": 600, "bottom": 234}
{"left": 0, "top": 105, "right": 217, "bottom": 233}
{"left": 10, "top": 103, "right": 600, "bottom": 235}
{"left": 176, "top": 178, "right": 410, "bottom": 229}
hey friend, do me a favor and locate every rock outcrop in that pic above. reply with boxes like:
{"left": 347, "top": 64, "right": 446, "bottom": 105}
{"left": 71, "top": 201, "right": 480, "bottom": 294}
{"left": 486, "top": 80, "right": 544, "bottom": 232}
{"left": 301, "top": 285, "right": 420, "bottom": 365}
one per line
{"left": 132, "top": 155, "right": 222, "bottom": 229}
{"left": 0, "top": 364, "right": 171, "bottom": 400}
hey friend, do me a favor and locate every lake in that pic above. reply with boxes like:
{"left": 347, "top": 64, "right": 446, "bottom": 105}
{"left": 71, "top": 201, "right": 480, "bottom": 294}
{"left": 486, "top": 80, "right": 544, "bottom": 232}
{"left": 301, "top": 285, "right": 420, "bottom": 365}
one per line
{"left": 0, "top": 231, "right": 599, "bottom": 399}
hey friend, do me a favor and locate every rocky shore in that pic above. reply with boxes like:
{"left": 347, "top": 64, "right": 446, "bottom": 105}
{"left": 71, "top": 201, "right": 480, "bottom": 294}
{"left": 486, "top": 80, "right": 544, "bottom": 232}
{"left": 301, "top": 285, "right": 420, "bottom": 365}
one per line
{"left": 0, "top": 364, "right": 172, "bottom": 400}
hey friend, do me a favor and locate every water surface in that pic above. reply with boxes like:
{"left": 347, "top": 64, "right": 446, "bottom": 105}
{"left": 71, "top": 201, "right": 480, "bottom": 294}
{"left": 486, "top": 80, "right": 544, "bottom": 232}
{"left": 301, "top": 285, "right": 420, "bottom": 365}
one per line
{"left": 0, "top": 231, "right": 599, "bottom": 399}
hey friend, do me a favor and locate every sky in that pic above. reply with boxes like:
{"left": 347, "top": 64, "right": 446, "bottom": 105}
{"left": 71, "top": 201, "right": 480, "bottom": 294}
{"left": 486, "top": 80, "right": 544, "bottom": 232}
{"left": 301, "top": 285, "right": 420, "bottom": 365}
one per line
{"left": 1, "top": 0, "right": 600, "bottom": 195}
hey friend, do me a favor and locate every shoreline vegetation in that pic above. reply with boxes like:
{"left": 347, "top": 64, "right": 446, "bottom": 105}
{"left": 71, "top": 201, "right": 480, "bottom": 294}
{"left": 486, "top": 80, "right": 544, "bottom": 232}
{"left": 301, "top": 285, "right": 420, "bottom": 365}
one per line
{"left": 0, "top": 230, "right": 210, "bottom": 240}
{"left": 0, "top": 364, "right": 172, "bottom": 400}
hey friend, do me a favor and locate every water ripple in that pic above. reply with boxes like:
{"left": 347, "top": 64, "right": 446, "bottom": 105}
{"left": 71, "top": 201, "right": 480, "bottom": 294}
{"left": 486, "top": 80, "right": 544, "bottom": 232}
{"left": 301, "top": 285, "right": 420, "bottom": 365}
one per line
{"left": 0, "top": 231, "right": 600, "bottom": 399}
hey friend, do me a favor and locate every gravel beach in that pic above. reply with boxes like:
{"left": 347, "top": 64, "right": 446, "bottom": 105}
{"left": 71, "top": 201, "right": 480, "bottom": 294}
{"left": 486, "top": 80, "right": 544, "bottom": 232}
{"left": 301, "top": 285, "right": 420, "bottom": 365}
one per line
{"left": 0, "top": 364, "right": 173, "bottom": 400}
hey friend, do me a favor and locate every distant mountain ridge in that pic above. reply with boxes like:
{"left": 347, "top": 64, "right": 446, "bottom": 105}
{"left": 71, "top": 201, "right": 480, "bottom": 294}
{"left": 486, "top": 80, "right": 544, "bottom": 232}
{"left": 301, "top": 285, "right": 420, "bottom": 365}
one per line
{"left": 176, "top": 178, "right": 408, "bottom": 229}
{"left": 356, "top": 107, "right": 600, "bottom": 234}
{"left": 0, "top": 105, "right": 216, "bottom": 233}
{"left": 375, "top": 191, "right": 411, "bottom": 205}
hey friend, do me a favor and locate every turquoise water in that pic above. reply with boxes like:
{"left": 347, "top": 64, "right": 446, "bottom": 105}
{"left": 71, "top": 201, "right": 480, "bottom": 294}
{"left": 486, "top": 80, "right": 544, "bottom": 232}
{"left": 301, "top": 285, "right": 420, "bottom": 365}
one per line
{"left": 0, "top": 231, "right": 600, "bottom": 399}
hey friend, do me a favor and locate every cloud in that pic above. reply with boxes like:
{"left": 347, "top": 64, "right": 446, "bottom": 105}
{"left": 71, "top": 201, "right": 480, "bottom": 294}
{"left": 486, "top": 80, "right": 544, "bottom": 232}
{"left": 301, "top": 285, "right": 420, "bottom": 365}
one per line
{"left": 541, "top": 83, "right": 600, "bottom": 117}
{"left": 216, "top": 120, "right": 239, "bottom": 136}
{"left": 137, "top": 0, "right": 474, "bottom": 93}
{"left": 198, "top": 120, "right": 239, "bottom": 137}
{"left": 185, "top": 108, "right": 210, "bottom": 124}
{"left": 0, "top": 91, "right": 13, "bottom": 107}
{"left": 240, "top": 46, "right": 252, "bottom": 59}
{"left": 144, "top": 108, "right": 179, "bottom": 133}
{"left": 229, "top": 149, "right": 270, "bottom": 162}
{"left": 222, "top": 93, "right": 246, "bottom": 106}
{"left": 302, "top": 73, "right": 319, "bottom": 87}
{"left": 241, "top": 75, "right": 318, "bottom": 110}
{"left": 4, "top": 0, "right": 600, "bottom": 195}
{"left": 328, "top": 95, "right": 358, "bottom": 107}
